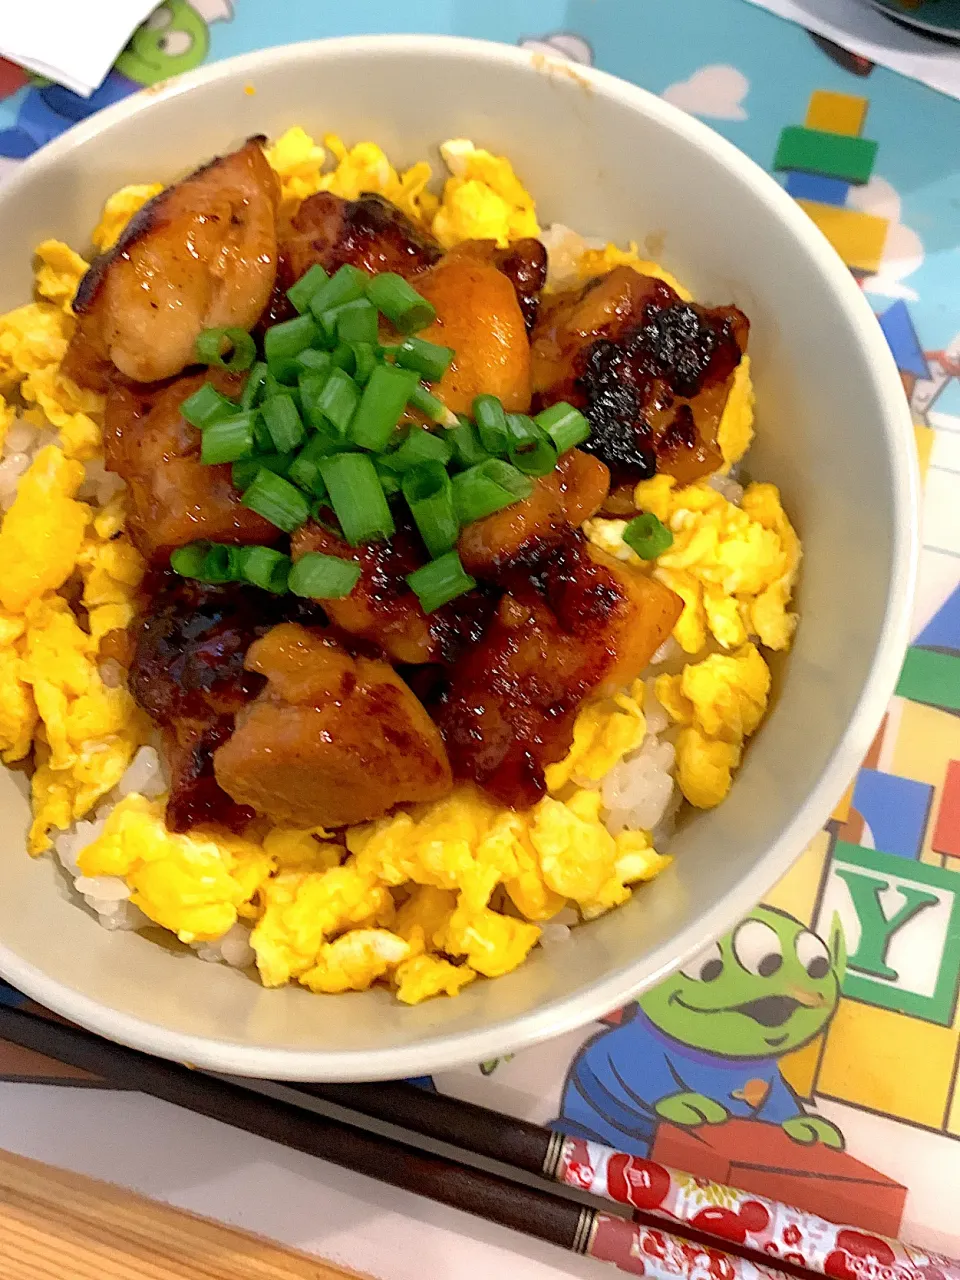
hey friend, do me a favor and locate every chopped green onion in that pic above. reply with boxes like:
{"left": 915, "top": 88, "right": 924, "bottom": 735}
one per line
{"left": 308, "top": 264, "right": 368, "bottom": 322}
{"left": 241, "top": 468, "right": 311, "bottom": 533}
{"left": 368, "top": 272, "right": 436, "bottom": 334}
{"left": 265, "top": 314, "right": 321, "bottom": 382}
{"left": 194, "top": 327, "right": 256, "bottom": 373}
{"left": 200, "top": 412, "right": 258, "bottom": 464}
{"left": 393, "top": 336, "right": 454, "bottom": 382}
{"left": 510, "top": 437, "right": 558, "bottom": 476}
{"left": 314, "top": 367, "right": 359, "bottom": 435}
{"left": 336, "top": 298, "right": 379, "bottom": 345}
{"left": 402, "top": 462, "right": 459, "bottom": 559}
{"left": 231, "top": 451, "right": 295, "bottom": 491}
{"left": 318, "top": 452, "right": 395, "bottom": 546}
{"left": 473, "top": 394, "right": 510, "bottom": 456}
{"left": 287, "top": 432, "right": 338, "bottom": 494}
{"left": 289, "top": 552, "right": 361, "bottom": 600}
{"left": 535, "top": 400, "right": 590, "bottom": 453}
{"left": 251, "top": 411, "right": 273, "bottom": 453}
{"left": 622, "top": 512, "right": 674, "bottom": 560}
{"left": 286, "top": 263, "right": 330, "bottom": 315}
{"left": 237, "top": 545, "right": 291, "bottom": 593}
{"left": 451, "top": 458, "right": 534, "bottom": 524}
{"left": 195, "top": 543, "right": 233, "bottom": 584}
{"left": 296, "top": 347, "right": 332, "bottom": 377}
{"left": 240, "top": 361, "right": 268, "bottom": 411}
{"left": 263, "top": 369, "right": 288, "bottom": 399}
{"left": 298, "top": 370, "right": 332, "bottom": 430}
{"left": 448, "top": 419, "right": 489, "bottom": 471}
{"left": 262, "top": 394, "right": 306, "bottom": 454}
{"left": 406, "top": 551, "right": 477, "bottom": 614}
{"left": 349, "top": 364, "right": 419, "bottom": 452}
{"left": 375, "top": 461, "right": 402, "bottom": 498}
{"left": 350, "top": 341, "right": 378, "bottom": 385}
{"left": 505, "top": 413, "right": 539, "bottom": 446}
{"left": 409, "top": 382, "right": 456, "bottom": 426}
{"left": 181, "top": 383, "right": 237, "bottom": 430}
{"left": 170, "top": 542, "right": 210, "bottom": 578}
{"left": 330, "top": 342, "right": 357, "bottom": 374}
{"left": 380, "top": 425, "right": 452, "bottom": 473}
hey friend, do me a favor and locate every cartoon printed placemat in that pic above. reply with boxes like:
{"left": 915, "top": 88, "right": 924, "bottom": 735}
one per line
{"left": 0, "top": 2, "right": 957, "bottom": 1276}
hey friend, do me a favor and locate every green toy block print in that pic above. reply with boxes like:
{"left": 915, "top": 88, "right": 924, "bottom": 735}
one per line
{"left": 816, "top": 843, "right": 960, "bottom": 1026}
{"left": 896, "top": 647, "right": 960, "bottom": 712}
{"left": 773, "top": 127, "right": 878, "bottom": 184}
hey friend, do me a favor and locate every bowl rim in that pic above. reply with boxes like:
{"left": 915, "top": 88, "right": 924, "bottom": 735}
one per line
{"left": 0, "top": 33, "right": 919, "bottom": 1080}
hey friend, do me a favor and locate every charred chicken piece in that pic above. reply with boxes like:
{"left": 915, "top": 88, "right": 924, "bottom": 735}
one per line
{"left": 458, "top": 449, "right": 609, "bottom": 578}
{"left": 284, "top": 190, "right": 442, "bottom": 283}
{"left": 69, "top": 137, "right": 279, "bottom": 385}
{"left": 104, "top": 371, "right": 278, "bottom": 561}
{"left": 433, "top": 533, "right": 682, "bottom": 809}
{"left": 531, "top": 266, "right": 748, "bottom": 494}
{"left": 214, "top": 623, "right": 453, "bottom": 828}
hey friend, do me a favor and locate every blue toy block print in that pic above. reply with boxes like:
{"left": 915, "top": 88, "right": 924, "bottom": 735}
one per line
{"left": 851, "top": 768, "right": 934, "bottom": 860}
{"left": 916, "top": 584, "right": 960, "bottom": 655}
{"left": 877, "top": 301, "right": 931, "bottom": 381}
{"left": 785, "top": 170, "right": 851, "bottom": 205}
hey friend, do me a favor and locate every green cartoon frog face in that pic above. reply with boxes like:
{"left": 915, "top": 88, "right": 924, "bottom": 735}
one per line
{"left": 115, "top": 2, "right": 209, "bottom": 86}
{"left": 639, "top": 905, "right": 844, "bottom": 1058}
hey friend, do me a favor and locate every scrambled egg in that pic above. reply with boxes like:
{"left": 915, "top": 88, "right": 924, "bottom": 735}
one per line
{"left": 656, "top": 643, "right": 771, "bottom": 808}
{"left": 0, "top": 128, "right": 797, "bottom": 1002}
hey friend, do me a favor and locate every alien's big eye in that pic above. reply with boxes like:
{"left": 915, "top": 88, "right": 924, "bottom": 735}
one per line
{"left": 733, "top": 919, "right": 783, "bottom": 977}
{"left": 680, "top": 941, "right": 723, "bottom": 983}
{"left": 160, "top": 31, "right": 193, "bottom": 56}
{"left": 147, "top": 7, "right": 173, "bottom": 29}
{"left": 795, "top": 930, "right": 831, "bottom": 979}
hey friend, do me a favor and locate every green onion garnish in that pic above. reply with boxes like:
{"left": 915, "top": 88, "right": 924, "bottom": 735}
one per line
{"left": 263, "top": 369, "right": 289, "bottom": 399}
{"left": 200, "top": 412, "right": 258, "bottom": 465}
{"left": 251, "top": 412, "right": 272, "bottom": 453}
{"left": 289, "top": 552, "right": 362, "bottom": 600}
{"left": 451, "top": 458, "right": 534, "bottom": 524}
{"left": 473, "top": 394, "right": 510, "bottom": 456}
{"left": 534, "top": 401, "right": 591, "bottom": 453}
{"left": 367, "top": 272, "right": 436, "bottom": 334}
{"left": 287, "top": 432, "right": 339, "bottom": 494}
{"left": 240, "top": 361, "right": 268, "bottom": 412}
{"left": 194, "top": 327, "right": 256, "bottom": 372}
{"left": 314, "top": 367, "right": 359, "bottom": 435}
{"left": 241, "top": 468, "right": 311, "bottom": 533}
{"left": 194, "top": 542, "right": 234, "bottom": 584}
{"left": 380, "top": 425, "right": 453, "bottom": 473}
{"left": 286, "top": 263, "right": 330, "bottom": 315}
{"left": 402, "top": 462, "right": 459, "bottom": 559}
{"left": 505, "top": 415, "right": 558, "bottom": 476}
{"left": 231, "top": 451, "right": 295, "bottom": 492}
{"left": 308, "top": 263, "right": 368, "bottom": 322}
{"left": 317, "top": 452, "right": 395, "bottom": 546}
{"left": 330, "top": 342, "right": 358, "bottom": 374}
{"left": 393, "top": 336, "right": 454, "bottom": 382}
{"left": 406, "top": 550, "right": 477, "bottom": 614}
{"left": 298, "top": 370, "right": 332, "bottom": 430}
{"left": 236, "top": 545, "right": 291, "bottom": 593}
{"left": 170, "top": 542, "right": 210, "bottom": 578}
{"left": 622, "top": 512, "right": 674, "bottom": 560}
{"left": 335, "top": 298, "right": 379, "bottom": 345}
{"left": 375, "top": 461, "right": 402, "bottom": 498}
{"left": 296, "top": 347, "right": 332, "bottom": 377}
{"left": 262, "top": 394, "right": 306, "bottom": 454}
{"left": 408, "top": 381, "right": 456, "bottom": 426}
{"left": 349, "top": 364, "right": 419, "bottom": 452}
{"left": 181, "top": 383, "right": 237, "bottom": 430}
{"left": 264, "top": 314, "right": 321, "bottom": 382}
{"left": 448, "top": 419, "right": 489, "bottom": 471}
{"left": 350, "top": 341, "right": 378, "bottom": 385}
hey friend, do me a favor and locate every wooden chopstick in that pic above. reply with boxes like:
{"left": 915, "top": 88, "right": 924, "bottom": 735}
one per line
{"left": 0, "top": 1004, "right": 785, "bottom": 1280}
{"left": 0, "top": 1144, "right": 363, "bottom": 1279}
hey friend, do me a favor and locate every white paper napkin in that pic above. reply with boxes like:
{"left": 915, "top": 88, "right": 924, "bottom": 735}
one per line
{"left": 743, "top": 0, "right": 960, "bottom": 102}
{"left": 0, "top": 0, "right": 161, "bottom": 98}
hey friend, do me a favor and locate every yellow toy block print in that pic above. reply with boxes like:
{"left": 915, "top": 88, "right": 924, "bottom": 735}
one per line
{"left": 817, "top": 999, "right": 959, "bottom": 1128}
{"left": 795, "top": 200, "right": 889, "bottom": 274}
{"left": 764, "top": 827, "right": 832, "bottom": 924}
{"left": 805, "top": 90, "right": 869, "bottom": 137}
{"left": 892, "top": 700, "right": 960, "bottom": 864}
{"left": 780, "top": 1033, "right": 825, "bottom": 1101}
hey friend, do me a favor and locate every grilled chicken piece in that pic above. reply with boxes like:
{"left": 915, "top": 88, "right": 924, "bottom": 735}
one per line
{"left": 531, "top": 266, "right": 748, "bottom": 491}
{"left": 284, "top": 190, "right": 442, "bottom": 282}
{"left": 434, "top": 533, "right": 682, "bottom": 808}
{"left": 214, "top": 623, "right": 453, "bottom": 827}
{"left": 70, "top": 137, "right": 279, "bottom": 385}
{"left": 413, "top": 246, "right": 533, "bottom": 415}
{"left": 104, "top": 371, "right": 277, "bottom": 561}
{"left": 459, "top": 449, "right": 609, "bottom": 577}
{"left": 431, "top": 238, "right": 547, "bottom": 333}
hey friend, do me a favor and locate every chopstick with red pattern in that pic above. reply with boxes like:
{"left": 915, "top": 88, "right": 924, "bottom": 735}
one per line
{"left": 0, "top": 1003, "right": 785, "bottom": 1280}
{"left": 299, "top": 1082, "right": 960, "bottom": 1280}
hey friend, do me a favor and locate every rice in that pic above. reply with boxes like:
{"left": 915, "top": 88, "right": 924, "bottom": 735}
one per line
{"left": 192, "top": 922, "right": 255, "bottom": 969}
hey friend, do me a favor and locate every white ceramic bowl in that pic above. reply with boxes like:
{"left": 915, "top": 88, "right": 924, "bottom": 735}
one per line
{"left": 0, "top": 36, "right": 917, "bottom": 1080}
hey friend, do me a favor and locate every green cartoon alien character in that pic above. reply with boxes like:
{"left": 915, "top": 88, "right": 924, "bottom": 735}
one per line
{"left": 554, "top": 905, "right": 846, "bottom": 1155}
{"left": 0, "top": 1, "right": 231, "bottom": 161}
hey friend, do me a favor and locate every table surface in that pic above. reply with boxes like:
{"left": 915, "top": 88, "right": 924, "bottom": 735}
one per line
{"left": 0, "top": 2, "right": 958, "bottom": 1277}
